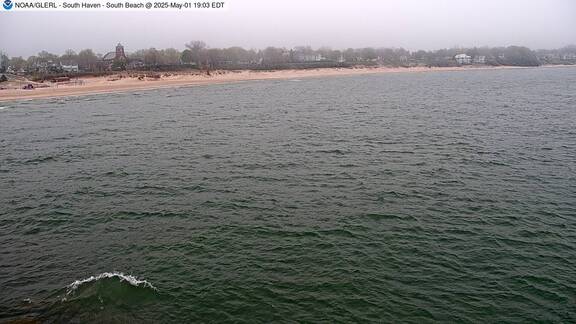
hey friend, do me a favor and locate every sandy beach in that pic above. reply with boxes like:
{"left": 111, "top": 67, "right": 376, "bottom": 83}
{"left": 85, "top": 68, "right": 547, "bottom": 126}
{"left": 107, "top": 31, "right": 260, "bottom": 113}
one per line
{"left": 0, "top": 65, "right": 568, "bottom": 102}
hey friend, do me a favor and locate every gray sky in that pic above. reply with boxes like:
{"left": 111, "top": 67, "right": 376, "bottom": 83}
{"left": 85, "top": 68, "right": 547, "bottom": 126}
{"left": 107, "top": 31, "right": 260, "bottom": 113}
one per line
{"left": 1, "top": 0, "right": 575, "bottom": 57}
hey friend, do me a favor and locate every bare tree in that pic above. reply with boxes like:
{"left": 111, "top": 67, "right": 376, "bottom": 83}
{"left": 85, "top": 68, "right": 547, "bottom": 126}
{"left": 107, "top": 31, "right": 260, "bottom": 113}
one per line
{"left": 77, "top": 49, "right": 98, "bottom": 71}
{"left": 9, "top": 56, "right": 27, "bottom": 71}
{"left": 0, "top": 51, "right": 9, "bottom": 73}
{"left": 185, "top": 40, "right": 207, "bottom": 66}
{"left": 160, "top": 48, "right": 181, "bottom": 65}
{"left": 144, "top": 48, "right": 160, "bottom": 66}
{"left": 60, "top": 49, "right": 78, "bottom": 65}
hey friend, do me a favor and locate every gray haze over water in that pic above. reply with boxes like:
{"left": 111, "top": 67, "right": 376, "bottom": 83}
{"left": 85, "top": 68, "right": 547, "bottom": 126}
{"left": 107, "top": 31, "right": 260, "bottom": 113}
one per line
{"left": 1, "top": 0, "right": 576, "bottom": 56}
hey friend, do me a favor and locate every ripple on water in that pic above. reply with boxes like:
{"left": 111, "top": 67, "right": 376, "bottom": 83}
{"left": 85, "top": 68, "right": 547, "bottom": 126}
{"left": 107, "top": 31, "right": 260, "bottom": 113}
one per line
{"left": 1, "top": 67, "right": 576, "bottom": 323}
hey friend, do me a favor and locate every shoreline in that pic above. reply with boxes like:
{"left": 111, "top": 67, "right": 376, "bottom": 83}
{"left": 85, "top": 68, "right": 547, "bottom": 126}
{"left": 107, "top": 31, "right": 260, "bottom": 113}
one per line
{"left": 0, "top": 65, "right": 573, "bottom": 102}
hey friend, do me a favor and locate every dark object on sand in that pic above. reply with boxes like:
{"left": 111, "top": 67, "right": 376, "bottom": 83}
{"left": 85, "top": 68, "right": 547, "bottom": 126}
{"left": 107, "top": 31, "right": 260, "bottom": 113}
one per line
{"left": 51, "top": 77, "right": 71, "bottom": 83}
{"left": 23, "top": 84, "right": 34, "bottom": 90}
{"left": 0, "top": 74, "right": 7, "bottom": 82}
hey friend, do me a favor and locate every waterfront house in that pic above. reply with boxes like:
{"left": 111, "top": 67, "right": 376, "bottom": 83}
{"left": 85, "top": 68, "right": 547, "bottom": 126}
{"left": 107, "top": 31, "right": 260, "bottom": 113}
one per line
{"left": 455, "top": 54, "right": 472, "bottom": 64}
{"left": 294, "top": 52, "right": 324, "bottom": 62}
{"left": 61, "top": 64, "right": 79, "bottom": 73}
{"left": 473, "top": 55, "right": 486, "bottom": 64}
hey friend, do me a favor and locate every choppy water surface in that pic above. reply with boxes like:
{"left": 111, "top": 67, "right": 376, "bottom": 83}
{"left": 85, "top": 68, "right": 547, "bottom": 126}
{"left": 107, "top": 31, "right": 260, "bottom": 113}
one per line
{"left": 1, "top": 67, "right": 575, "bottom": 323}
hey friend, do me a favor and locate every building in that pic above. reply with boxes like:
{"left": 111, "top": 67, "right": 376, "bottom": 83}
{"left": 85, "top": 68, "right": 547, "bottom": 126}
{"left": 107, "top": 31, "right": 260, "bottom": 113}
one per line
{"left": 35, "top": 61, "right": 61, "bottom": 74}
{"left": 102, "top": 43, "right": 128, "bottom": 70}
{"left": 294, "top": 52, "right": 324, "bottom": 62}
{"left": 455, "top": 54, "right": 472, "bottom": 64}
{"left": 473, "top": 55, "right": 486, "bottom": 64}
{"left": 102, "top": 43, "right": 127, "bottom": 62}
{"left": 61, "top": 64, "right": 79, "bottom": 73}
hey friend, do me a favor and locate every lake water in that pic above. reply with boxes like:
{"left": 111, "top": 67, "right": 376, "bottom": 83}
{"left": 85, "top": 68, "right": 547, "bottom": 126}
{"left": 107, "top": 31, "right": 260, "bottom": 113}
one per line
{"left": 1, "top": 67, "right": 575, "bottom": 323}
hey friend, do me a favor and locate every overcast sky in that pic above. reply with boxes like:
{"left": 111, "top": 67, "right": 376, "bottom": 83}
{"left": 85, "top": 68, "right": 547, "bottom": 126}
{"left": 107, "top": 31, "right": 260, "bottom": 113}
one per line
{"left": 1, "top": 0, "right": 575, "bottom": 57}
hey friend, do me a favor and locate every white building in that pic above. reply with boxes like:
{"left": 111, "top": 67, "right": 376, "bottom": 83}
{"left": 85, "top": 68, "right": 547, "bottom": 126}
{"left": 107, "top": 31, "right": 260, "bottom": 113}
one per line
{"left": 294, "top": 53, "right": 324, "bottom": 62}
{"left": 455, "top": 54, "right": 472, "bottom": 64}
{"left": 473, "top": 55, "right": 486, "bottom": 64}
{"left": 61, "top": 64, "right": 79, "bottom": 73}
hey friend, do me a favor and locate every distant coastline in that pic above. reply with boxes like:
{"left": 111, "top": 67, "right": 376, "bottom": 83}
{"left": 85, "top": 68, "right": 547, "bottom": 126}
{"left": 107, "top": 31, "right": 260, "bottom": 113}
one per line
{"left": 0, "top": 65, "right": 573, "bottom": 102}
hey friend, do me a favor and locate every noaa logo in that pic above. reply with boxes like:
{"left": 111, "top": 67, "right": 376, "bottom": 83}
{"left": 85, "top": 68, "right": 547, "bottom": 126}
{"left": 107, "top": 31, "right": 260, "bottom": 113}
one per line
{"left": 3, "top": 0, "right": 13, "bottom": 10}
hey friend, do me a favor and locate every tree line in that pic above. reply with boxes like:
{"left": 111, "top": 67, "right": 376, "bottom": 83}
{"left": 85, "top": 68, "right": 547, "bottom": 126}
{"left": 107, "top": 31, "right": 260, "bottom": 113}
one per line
{"left": 1, "top": 42, "right": 575, "bottom": 74}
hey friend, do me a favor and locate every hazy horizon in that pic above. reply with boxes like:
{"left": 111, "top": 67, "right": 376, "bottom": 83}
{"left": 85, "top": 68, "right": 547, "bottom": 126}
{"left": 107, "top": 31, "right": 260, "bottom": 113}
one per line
{"left": 1, "top": 0, "right": 575, "bottom": 57}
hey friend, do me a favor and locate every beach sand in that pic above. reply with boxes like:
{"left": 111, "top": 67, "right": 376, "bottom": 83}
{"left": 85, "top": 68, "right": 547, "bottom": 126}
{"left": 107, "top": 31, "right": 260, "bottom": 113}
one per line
{"left": 0, "top": 65, "right": 565, "bottom": 102}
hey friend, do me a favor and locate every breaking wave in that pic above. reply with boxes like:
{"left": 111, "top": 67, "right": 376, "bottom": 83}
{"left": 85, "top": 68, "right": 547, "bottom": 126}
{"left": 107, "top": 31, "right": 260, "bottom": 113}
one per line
{"left": 29, "top": 272, "right": 161, "bottom": 323}
{"left": 66, "top": 272, "right": 157, "bottom": 296}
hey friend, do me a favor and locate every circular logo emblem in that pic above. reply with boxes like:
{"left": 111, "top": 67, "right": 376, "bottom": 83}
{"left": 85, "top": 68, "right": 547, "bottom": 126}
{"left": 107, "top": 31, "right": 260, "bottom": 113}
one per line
{"left": 3, "top": 0, "right": 13, "bottom": 10}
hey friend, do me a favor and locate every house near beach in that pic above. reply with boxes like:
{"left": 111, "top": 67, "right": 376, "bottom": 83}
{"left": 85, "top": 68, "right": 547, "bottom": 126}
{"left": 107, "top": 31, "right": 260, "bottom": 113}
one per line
{"left": 473, "top": 55, "right": 486, "bottom": 64}
{"left": 454, "top": 53, "right": 472, "bottom": 64}
{"left": 61, "top": 64, "right": 79, "bottom": 73}
{"left": 293, "top": 52, "right": 324, "bottom": 62}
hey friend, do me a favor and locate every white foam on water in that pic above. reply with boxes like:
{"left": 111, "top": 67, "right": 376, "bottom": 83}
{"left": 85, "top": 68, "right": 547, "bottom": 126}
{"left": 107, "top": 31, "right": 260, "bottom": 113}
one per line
{"left": 66, "top": 272, "right": 157, "bottom": 295}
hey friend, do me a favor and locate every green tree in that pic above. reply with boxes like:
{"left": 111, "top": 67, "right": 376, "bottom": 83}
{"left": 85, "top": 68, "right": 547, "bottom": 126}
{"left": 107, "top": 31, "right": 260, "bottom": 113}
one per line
{"left": 180, "top": 49, "right": 194, "bottom": 64}
{"left": 160, "top": 48, "right": 181, "bottom": 65}
{"left": 360, "top": 47, "right": 377, "bottom": 61}
{"left": 111, "top": 60, "right": 126, "bottom": 71}
{"left": 261, "top": 47, "right": 286, "bottom": 64}
{"left": 502, "top": 46, "right": 540, "bottom": 66}
{"left": 222, "top": 47, "right": 250, "bottom": 63}
{"left": 144, "top": 48, "right": 160, "bottom": 66}
{"left": 343, "top": 48, "right": 356, "bottom": 62}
